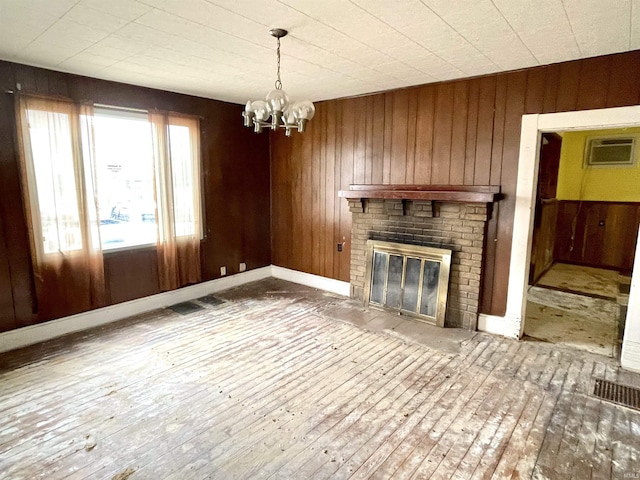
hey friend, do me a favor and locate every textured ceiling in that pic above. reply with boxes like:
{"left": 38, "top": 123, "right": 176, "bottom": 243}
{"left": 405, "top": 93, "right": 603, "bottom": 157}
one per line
{"left": 1, "top": 0, "right": 639, "bottom": 105}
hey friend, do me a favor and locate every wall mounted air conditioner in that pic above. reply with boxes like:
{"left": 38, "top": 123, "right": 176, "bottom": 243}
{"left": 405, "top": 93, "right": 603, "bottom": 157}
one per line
{"left": 585, "top": 135, "right": 637, "bottom": 167}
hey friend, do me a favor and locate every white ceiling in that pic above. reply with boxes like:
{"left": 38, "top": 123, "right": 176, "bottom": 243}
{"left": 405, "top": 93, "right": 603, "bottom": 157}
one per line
{"left": 1, "top": 0, "right": 639, "bottom": 105}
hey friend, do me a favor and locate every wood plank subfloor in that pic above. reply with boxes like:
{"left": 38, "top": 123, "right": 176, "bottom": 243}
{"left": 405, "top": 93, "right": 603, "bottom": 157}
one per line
{"left": 0, "top": 278, "right": 639, "bottom": 480}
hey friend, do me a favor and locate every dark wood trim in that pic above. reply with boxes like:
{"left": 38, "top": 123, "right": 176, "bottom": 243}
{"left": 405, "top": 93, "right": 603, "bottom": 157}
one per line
{"left": 346, "top": 184, "right": 501, "bottom": 193}
{"left": 339, "top": 184, "right": 501, "bottom": 203}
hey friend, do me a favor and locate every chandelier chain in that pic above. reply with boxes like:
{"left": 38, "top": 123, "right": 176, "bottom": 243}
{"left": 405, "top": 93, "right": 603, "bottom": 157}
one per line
{"left": 275, "top": 37, "right": 282, "bottom": 90}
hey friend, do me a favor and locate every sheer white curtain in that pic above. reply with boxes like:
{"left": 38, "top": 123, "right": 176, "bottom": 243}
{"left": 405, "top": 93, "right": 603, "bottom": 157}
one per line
{"left": 149, "top": 112, "right": 202, "bottom": 290}
{"left": 15, "top": 96, "right": 105, "bottom": 320}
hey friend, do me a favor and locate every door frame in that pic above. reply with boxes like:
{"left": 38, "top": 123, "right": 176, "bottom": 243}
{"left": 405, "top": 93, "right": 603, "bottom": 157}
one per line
{"left": 503, "top": 105, "right": 640, "bottom": 371}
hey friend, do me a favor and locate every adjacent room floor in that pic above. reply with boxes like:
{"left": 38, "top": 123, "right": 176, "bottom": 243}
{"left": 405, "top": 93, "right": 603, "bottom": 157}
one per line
{"left": 1, "top": 278, "right": 639, "bottom": 479}
{"left": 525, "top": 263, "right": 623, "bottom": 357}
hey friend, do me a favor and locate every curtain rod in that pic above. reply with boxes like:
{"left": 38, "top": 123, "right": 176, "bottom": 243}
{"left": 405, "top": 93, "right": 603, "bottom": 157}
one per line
{"left": 5, "top": 90, "right": 205, "bottom": 120}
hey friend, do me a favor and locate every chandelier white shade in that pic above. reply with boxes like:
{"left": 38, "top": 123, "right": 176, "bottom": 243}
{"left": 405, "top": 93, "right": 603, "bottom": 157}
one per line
{"left": 242, "top": 29, "right": 315, "bottom": 137}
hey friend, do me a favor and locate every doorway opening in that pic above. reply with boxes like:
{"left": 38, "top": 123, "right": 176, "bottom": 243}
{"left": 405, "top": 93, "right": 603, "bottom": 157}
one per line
{"left": 505, "top": 105, "right": 640, "bottom": 371}
{"left": 524, "top": 129, "right": 638, "bottom": 357}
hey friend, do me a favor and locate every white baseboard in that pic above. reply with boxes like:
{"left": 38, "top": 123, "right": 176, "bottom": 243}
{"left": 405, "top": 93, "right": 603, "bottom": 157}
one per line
{"left": 0, "top": 264, "right": 528, "bottom": 354}
{"left": 477, "top": 314, "right": 506, "bottom": 336}
{"left": 0, "top": 266, "right": 272, "bottom": 354}
{"left": 477, "top": 314, "right": 522, "bottom": 340}
{"left": 271, "top": 265, "right": 351, "bottom": 297}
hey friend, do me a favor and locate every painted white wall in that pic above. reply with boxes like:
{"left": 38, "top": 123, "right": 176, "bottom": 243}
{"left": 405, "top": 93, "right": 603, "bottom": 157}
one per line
{"left": 621, "top": 225, "right": 640, "bottom": 372}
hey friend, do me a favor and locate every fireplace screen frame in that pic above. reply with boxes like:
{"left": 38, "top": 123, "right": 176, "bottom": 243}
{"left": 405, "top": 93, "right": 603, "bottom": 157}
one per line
{"left": 364, "top": 239, "right": 452, "bottom": 327}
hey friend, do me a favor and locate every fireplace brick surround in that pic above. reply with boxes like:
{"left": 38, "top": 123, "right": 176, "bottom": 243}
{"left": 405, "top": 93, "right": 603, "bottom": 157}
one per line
{"left": 348, "top": 198, "right": 490, "bottom": 330}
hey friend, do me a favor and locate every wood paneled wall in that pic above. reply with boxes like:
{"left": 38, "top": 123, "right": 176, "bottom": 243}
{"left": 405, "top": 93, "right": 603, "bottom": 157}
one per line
{"left": 271, "top": 51, "right": 640, "bottom": 316}
{"left": 529, "top": 200, "right": 559, "bottom": 285}
{"left": 554, "top": 201, "right": 640, "bottom": 273}
{"left": 0, "top": 61, "right": 271, "bottom": 333}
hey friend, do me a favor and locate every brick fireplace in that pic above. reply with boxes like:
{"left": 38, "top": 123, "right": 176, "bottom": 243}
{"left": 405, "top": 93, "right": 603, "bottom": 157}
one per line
{"left": 340, "top": 185, "right": 500, "bottom": 330}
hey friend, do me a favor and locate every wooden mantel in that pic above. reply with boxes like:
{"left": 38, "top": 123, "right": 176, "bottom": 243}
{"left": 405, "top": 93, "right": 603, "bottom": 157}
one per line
{"left": 338, "top": 184, "right": 501, "bottom": 203}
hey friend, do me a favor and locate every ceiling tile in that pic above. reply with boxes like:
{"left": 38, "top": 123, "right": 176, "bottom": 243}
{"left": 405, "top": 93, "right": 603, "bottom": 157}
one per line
{"left": 20, "top": 43, "right": 75, "bottom": 66}
{"left": 64, "top": 4, "right": 131, "bottom": 33}
{"left": 58, "top": 52, "right": 118, "bottom": 70}
{"left": 422, "top": 0, "right": 538, "bottom": 70}
{"left": 632, "top": 0, "right": 640, "bottom": 49}
{"left": 79, "top": 0, "right": 153, "bottom": 22}
{"left": 3, "top": 0, "right": 79, "bottom": 18}
{"left": 492, "top": 0, "right": 581, "bottom": 64}
{"left": 351, "top": 0, "right": 432, "bottom": 29}
{"left": 563, "top": 0, "right": 631, "bottom": 56}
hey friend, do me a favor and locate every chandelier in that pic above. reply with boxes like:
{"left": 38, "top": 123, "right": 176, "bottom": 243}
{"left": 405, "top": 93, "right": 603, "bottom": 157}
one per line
{"left": 242, "top": 29, "right": 315, "bottom": 136}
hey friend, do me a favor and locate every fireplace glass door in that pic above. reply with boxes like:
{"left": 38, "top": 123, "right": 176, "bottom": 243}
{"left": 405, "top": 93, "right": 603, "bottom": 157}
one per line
{"left": 365, "top": 240, "right": 451, "bottom": 326}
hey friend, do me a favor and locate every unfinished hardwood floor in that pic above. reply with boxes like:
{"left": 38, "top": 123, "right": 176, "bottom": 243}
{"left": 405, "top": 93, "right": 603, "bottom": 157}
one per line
{"left": 1, "top": 278, "right": 639, "bottom": 479}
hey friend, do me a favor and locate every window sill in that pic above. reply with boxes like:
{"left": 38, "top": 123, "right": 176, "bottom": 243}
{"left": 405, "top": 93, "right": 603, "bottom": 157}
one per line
{"left": 102, "top": 243, "right": 157, "bottom": 256}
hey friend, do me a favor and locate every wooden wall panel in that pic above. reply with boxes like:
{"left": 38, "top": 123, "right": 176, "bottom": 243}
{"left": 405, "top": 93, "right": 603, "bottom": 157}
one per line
{"left": 529, "top": 201, "right": 559, "bottom": 284}
{"left": 474, "top": 76, "right": 497, "bottom": 185}
{"left": 450, "top": 82, "right": 469, "bottom": 185}
{"left": 324, "top": 102, "right": 337, "bottom": 278}
{"left": 0, "top": 209, "right": 15, "bottom": 324}
{"left": 524, "top": 68, "right": 546, "bottom": 114}
{"left": 370, "top": 95, "right": 385, "bottom": 184}
{"left": 607, "top": 55, "right": 640, "bottom": 107}
{"left": 390, "top": 90, "right": 409, "bottom": 184}
{"left": 464, "top": 79, "right": 480, "bottom": 185}
{"left": 576, "top": 56, "right": 610, "bottom": 110}
{"left": 271, "top": 50, "right": 640, "bottom": 317}
{"left": 0, "top": 60, "right": 271, "bottom": 332}
{"left": 0, "top": 66, "right": 36, "bottom": 329}
{"left": 104, "top": 249, "right": 160, "bottom": 305}
{"left": 432, "top": 83, "right": 455, "bottom": 184}
{"left": 555, "top": 60, "right": 582, "bottom": 111}
{"left": 554, "top": 200, "right": 640, "bottom": 272}
{"left": 414, "top": 86, "right": 435, "bottom": 184}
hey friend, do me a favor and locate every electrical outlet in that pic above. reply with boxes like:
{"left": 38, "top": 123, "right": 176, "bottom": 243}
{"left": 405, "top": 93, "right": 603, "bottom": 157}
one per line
{"left": 239, "top": 262, "right": 246, "bottom": 272}
{"left": 220, "top": 266, "right": 227, "bottom": 276}
{"left": 337, "top": 243, "right": 342, "bottom": 252}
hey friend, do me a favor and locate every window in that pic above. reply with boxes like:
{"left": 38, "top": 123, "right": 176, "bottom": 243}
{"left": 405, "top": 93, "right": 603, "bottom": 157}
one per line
{"left": 22, "top": 101, "right": 202, "bottom": 254}
{"left": 17, "top": 97, "right": 203, "bottom": 314}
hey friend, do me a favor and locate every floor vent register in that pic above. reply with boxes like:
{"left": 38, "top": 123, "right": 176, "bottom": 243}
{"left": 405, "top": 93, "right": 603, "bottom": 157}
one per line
{"left": 593, "top": 378, "right": 640, "bottom": 411}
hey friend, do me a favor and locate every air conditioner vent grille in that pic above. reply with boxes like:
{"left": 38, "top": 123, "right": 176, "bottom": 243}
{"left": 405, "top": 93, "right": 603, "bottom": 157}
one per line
{"left": 586, "top": 135, "right": 636, "bottom": 167}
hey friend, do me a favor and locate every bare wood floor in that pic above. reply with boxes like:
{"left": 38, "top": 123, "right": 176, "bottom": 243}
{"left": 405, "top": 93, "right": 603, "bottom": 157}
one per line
{"left": 1, "top": 278, "right": 639, "bottom": 480}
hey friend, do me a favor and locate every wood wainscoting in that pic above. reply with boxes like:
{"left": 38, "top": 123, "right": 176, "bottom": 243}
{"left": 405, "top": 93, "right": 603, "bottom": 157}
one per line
{"left": 530, "top": 200, "right": 559, "bottom": 285}
{"left": 554, "top": 200, "right": 640, "bottom": 273}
